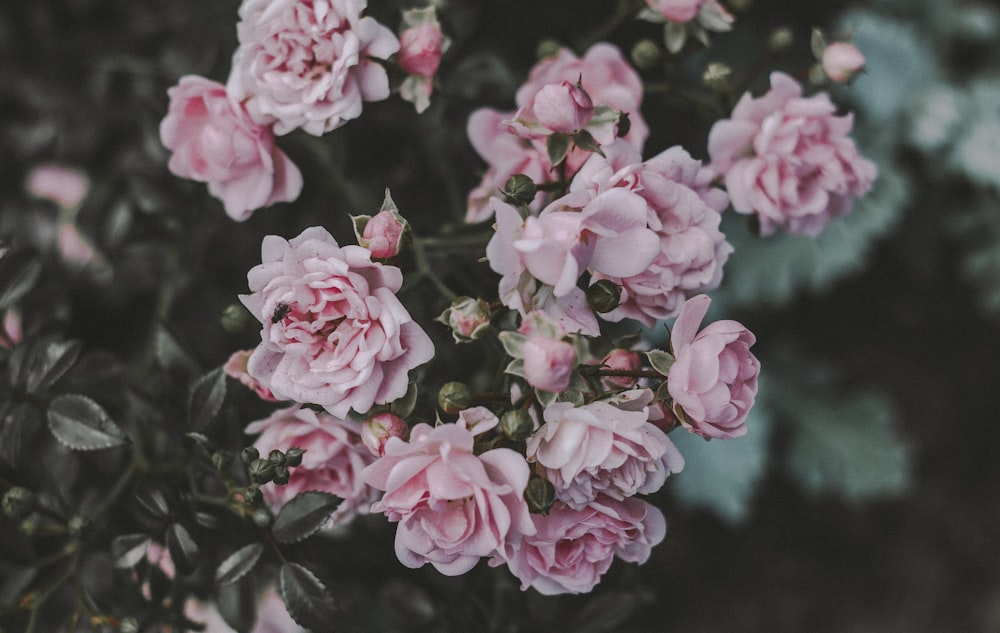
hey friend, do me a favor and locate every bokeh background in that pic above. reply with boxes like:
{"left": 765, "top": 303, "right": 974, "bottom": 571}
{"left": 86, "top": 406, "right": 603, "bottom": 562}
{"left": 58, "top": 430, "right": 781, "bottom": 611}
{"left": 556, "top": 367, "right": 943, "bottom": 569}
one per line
{"left": 1, "top": 0, "right": 999, "bottom": 631}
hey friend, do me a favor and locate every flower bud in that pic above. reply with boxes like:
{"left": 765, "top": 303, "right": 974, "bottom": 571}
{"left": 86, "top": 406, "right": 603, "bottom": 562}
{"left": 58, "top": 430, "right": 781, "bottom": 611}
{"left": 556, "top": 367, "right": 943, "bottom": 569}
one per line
{"left": 268, "top": 449, "right": 286, "bottom": 466}
{"left": 532, "top": 81, "right": 594, "bottom": 135}
{"left": 252, "top": 508, "right": 271, "bottom": 528}
{"left": 522, "top": 337, "right": 576, "bottom": 393}
{"left": 248, "top": 458, "right": 275, "bottom": 484}
{"left": 361, "top": 412, "right": 409, "bottom": 457}
{"left": 702, "top": 62, "right": 733, "bottom": 95}
{"left": 586, "top": 279, "right": 621, "bottom": 313}
{"left": 120, "top": 617, "right": 140, "bottom": 633}
{"left": 822, "top": 42, "right": 866, "bottom": 84}
{"left": 240, "top": 446, "right": 259, "bottom": 466}
{"left": 602, "top": 349, "right": 642, "bottom": 389}
{"left": 524, "top": 477, "right": 556, "bottom": 515}
{"left": 352, "top": 190, "right": 410, "bottom": 259}
{"left": 438, "top": 381, "right": 472, "bottom": 414}
{"left": 2, "top": 487, "right": 36, "bottom": 520}
{"left": 272, "top": 465, "right": 290, "bottom": 486}
{"left": 768, "top": 26, "right": 794, "bottom": 52}
{"left": 284, "top": 447, "right": 305, "bottom": 467}
{"left": 631, "top": 39, "right": 661, "bottom": 69}
{"left": 501, "top": 409, "right": 534, "bottom": 442}
{"left": 502, "top": 174, "right": 538, "bottom": 208}
{"left": 399, "top": 13, "right": 444, "bottom": 79}
{"left": 221, "top": 303, "right": 255, "bottom": 333}
{"left": 211, "top": 451, "right": 232, "bottom": 471}
{"left": 438, "top": 296, "right": 492, "bottom": 342}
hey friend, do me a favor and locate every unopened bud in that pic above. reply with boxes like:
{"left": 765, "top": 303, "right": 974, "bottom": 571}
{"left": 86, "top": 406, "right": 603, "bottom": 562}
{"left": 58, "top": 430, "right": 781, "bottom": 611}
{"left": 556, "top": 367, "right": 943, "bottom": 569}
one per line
{"left": 502, "top": 174, "right": 537, "bottom": 208}
{"left": 272, "top": 466, "right": 290, "bottom": 486}
{"left": 586, "top": 279, "right": 621, "bottom": 314}
{"left": 438, "top": 296, "right": 492, "bottom": 343}
{"left": 211, "top": 451, "right": 232, "bottom": 471}
{"left": 2, "top": 487, "right": 36, "bottom": 520}
{"left": 631, "top": 39, "right": 661, "bottom": 69}
{"left": 284, "top": 447, "right": 305, "bottom": 467}
{"left": 240, "top": 446, "right": 259, "bottom": 466}
{"left": 362, "top": 412, "right": 409, "bottom": 457}
{"left": 438, "top": 381, "right": 472, "bottom": 414}
{"left": 221, "top": 303, "right": 255, "bottom": 333}
{"left": 252, "top": 508, "right": 271, "bottom": 528}
{"left": 821, "top": 42, "right": 866, "bottom": 84}
{"left": 524, "top": 477, "right": 556, "bottom": 515}
{"left": 120, "top": 617, "right": 140, "bottom": 633}
{"left": 768, "top": 26, "right": 794, "bottom": 52}
{"left": 248, "top": 458, "right": 274, "bottom": 484}
{"left": 501, "top": 409, "right": 534, "bottom": 442}
{"left": 352, "top": 190, "right": 410, "bottom": 259}
{"left": 702, "top": 62, "right": 733, "bottom": 95}
{"left": 536, "top": 39, "right": 561, "bottom": 60}
{"left": 68, "top": 516, "right": 91, "bottom": 539}
{"left": 268, "top": 450, "right": 286, "bottom": 466}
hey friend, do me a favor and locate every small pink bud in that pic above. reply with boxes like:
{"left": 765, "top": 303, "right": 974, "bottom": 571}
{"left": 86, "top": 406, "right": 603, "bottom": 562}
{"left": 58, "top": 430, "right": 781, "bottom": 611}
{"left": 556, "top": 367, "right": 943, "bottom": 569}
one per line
{"left": 362, "top": 412, "right": 409, "bottom": 457}
{"left": 399, "top": 22, "right": 444, "bottom": 79}
{"left": 439, "top": 296, "right": 492, "bottom": 342}
{"left": 522, "top": 336, "right": 576, "bottom": 393}
{"left": 532, "top": 81, "right": 595, "bottom": 135}
{"left": 361, "top": 209, "right": 406, "bottom": 258}
{"left": 822, "top": 42, "right": 866, "bottom": 84}
{"left": 601, "top": 349, "right": 642, "bottom": 389}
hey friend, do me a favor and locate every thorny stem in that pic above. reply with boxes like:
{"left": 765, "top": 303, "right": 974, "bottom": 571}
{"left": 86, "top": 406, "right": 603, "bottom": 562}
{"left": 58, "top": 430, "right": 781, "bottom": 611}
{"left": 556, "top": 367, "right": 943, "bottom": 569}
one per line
{"left": 580, "top": 367, "right": 665, "bottom": 379}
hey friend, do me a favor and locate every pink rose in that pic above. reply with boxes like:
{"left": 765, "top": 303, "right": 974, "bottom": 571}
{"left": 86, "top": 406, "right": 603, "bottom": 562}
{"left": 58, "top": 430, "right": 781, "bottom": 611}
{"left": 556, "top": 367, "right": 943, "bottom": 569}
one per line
{"left": 708, "top": 72, "right": 878, "bottom": 236}
{"left": 159, "top": 75, "right": 303, "bottom": 221}
{"left": 645, "top": 0, "right": 706, "bottom": 24}
{"left": 360, "top": 411, "right": 409, "bottom": 457}
{"left": 227, "top": 0, "right": 400, "bottom": 136}
{"left": 24, "top": 163, "right": 89, "bottom": 209}
{"left": 571, "top": 140, "right": 731, "bottom": 326}
{"left": 246, "top": 405, "right": 378, "bottom": 522}
{"left": 601, "top": 348, "right": 642, "bottom": 389}
{"left": 224, "top": 349, "right": 277, "bottom": 401}
{"left": 522, "top": 336, "right": 576, "bottom": 393}
{"left": 359, "top": 208, "right": 406, "bottom": 259}
{"left": 667, "top": 294, "right": 760, "bottom": 439}
{"left": 438, "top": 296, "right": 492, "bottom": 342}
{"left": 240, "top": 227, "right": 434, "bottom": 418}
{"left": 507, "top": 80, "right": 596, "bottom": 138}
{"left": 363, "top": 418, "right": 536, "bottom": 575}
{"left": 399, "top": 20, "right": 443, "bottom": 79}
{"left": 822, "top": 42, "right": 866, "bottom": 84}
{"left": 526, "top": 399, "right": 684, "bottom": 508}
{"left": 494, "top": 496, "right": 666, "bottom": 595}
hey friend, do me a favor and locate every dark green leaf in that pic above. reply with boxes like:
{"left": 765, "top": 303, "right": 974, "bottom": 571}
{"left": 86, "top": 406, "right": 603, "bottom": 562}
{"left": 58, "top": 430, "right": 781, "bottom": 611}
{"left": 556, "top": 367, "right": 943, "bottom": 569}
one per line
{"left": 546, "top": 133, "right": 571, "bottom": 167}
{"left": 155, "top": 325, "right": 200, "bottom": 378}
{"left": 111, "top": 533, "right": 152, "bottom": 569}
{"left": 0, "top": 402, "right": 42, "bottom": 467}
{"left": 389, "top": 382, "right": 418, "bottom": 419}
{"left": 279, "top": 562, "right": 340, "bottom": 632}
{"left": 218, "top": 571, "right": 258, "bottom": 633}
{"left": 271, "top": 492, "right": 342, "bottom": 544}
{"left": 47, "top": 394, "right": 129, "bottom": 451}
{"left": 216, "top": 543, "right": 264, "bottom": 586}
{"left": 133, "top": 486, "right": 170, "bottom": 519}
{"left": 571, "top": 130, "right": 604, "bottom": 156}
{"left": 165, "top": 523, "right": 200, "bottom": 575}
{"left": 0, "top": 250, "right": 42, "bottom": 311}
{"left": 25, "top": 338, "right": 84, "bottom": 393}
{"left": 188, "top": 367, "right": 226, "bottom": 430}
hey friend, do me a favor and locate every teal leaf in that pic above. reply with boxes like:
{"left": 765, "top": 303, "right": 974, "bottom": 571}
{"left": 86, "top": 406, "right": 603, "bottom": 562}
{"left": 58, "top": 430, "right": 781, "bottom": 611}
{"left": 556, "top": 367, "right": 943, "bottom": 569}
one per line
{"left": 47, "top": 394, "right": 129, "bottom": 451}
{"left": 216, "top": 543, "right": 265, "bottom": 586}
{"left": 279, "top": 562, "right": 340, "bottom": 632}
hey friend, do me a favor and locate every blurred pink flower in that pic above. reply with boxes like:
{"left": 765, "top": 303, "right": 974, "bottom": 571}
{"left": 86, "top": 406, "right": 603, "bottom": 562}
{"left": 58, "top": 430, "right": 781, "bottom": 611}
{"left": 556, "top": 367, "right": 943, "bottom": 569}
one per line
{"left": 667, "top": 294, "right": 759, "bottom": 439}
{"left": 240, "top": 227, "right": 434, "bottom": 418}
{"left": 224, "top": 350, "right": 277, "bottom": 401}
{"left": 159, "top": 75, "right": 302, "bottom": 221}
{"left": 822, "top": 42, "right": 866, "bottom": 84}
{"left": 25, "top": 163, "right": 89, "bottom": 209}
{"left": 184, "top": 588, "right": 304, "bottom": 633}
{"left": 645, "top": 0, "right": 706, "bottom": 24}
{"left": 363, "top": 419, "right": 535, "bottom": 575}
{"left": 246, "top": 405, "right": 378, "bottom": 522}
{"left": 494, "top": 496, "right": 666, "bottom": 595}
{"left": 228, "top": 0, "right": 399, "bottom": 136}
{"left": 708, "top": 72, "right": 877, "bottom": 236}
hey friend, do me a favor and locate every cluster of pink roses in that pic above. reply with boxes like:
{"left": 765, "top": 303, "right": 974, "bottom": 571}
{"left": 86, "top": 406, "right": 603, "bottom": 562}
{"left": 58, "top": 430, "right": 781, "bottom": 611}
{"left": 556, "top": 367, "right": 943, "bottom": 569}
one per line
{"left": 160, "top": 0, "right": 445, "bottom": 220}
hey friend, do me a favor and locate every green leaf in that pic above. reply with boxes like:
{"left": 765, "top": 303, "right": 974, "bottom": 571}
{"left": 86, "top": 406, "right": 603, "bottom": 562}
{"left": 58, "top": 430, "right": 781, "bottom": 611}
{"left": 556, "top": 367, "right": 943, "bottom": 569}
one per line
{"left": 165, "top": 523, "right": 200, "bottom": 575}
{"left": 133, "top": 486, "right": 170, "bottom": 519}
{"left": 155, "top": 325, "right": 201, "bottom": 378}
{"left": 218, "top": 572, "right": 258, "bottom": 633}
{"left": 111, "top": 533, "right": 152, "bottom": 569}
{"left": 25, "top": 338, "right": 84, "bottom": 393}
{"left": 645, "top": 349, "right": 675, "bottom": 376}
{"left": 571, "top": 130, "right": 604, "bottom": 157}
{"left": 279, "top": 562, "right": 340, "bottom": 633}
{"left": 47, "top": 394, "right": 129, "bottom": 451}
{"left": 546, "top": 133, "right": 571, "bottom": 167}
{"left": 0, "top": 250, "right": 42, "bottom": 311}
{"left": 271, "top": 492, "right": 342, "bottom": 544}
{"left": 390, "top": 382, "right": 418, "bottom": 419}
{"left": 216, "top": 543, "right": 264, "bottom": 586}
{"left": 497, "top": 331, "right": 526, "bottom": 357}
{"left": 0, "top": 402, "right": 42, "bottom": 467}
{"left": 188, "top": 367, "right": 227, "bottom": 431}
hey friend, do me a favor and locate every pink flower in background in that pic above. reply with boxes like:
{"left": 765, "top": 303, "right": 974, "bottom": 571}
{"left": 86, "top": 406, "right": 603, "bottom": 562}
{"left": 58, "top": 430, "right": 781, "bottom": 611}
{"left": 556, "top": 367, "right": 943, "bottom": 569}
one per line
{"left": 25, "top": 163, "right": 89, "bottom": 209}
{"left": 228, "top": 0, "right": 399, "bottom": 136}
{"left": 224, "top": 350, "right": 277, "bottom": 401}
{"left": 645, "top": 0, "right": 707, "bottom": 24}
{"left": 526, "top": 399, "right": 683, "bottom": 508}
{"left": 667, "top": 294, "right": 759, "bottom": 439}
{"left": 185, "top": 588, "right": 304, "bottom": 633}
{"left": 246, "top": 405, "right": 377, "bottom": 522}
{"left": 822, "top": 42, "right": 866, "bottom": 84}
{"left": 570, "top": 140, "right": 732, "bottom": 325}
{"left": 159, "top": 75, "right": 303, "bottom": 221}
{"left": 708, "top": 72, "right": 877, "bottom": 236}
{"left": 506, "top": 80, "right": 597, "bottom": 139}
{"left": 363, "top": 419, "right": 535, "bottom": 575}
{"left": 0, "top": 310, "right": 21, "bottom": 349}
{"left": 494, "top": 496, "right": 666, "bottom": 595}
{"left": 240, "top": 227, "right": 434, "bottom": 418}
{"left": 398, "top": 7, "right": 446, "bottom": 113}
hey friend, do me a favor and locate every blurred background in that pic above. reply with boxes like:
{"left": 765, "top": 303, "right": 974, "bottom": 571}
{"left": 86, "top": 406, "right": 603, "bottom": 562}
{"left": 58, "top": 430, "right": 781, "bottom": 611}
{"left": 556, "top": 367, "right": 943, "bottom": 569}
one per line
{"left": 1, "top": 0, "right": 999, "bottom": 631}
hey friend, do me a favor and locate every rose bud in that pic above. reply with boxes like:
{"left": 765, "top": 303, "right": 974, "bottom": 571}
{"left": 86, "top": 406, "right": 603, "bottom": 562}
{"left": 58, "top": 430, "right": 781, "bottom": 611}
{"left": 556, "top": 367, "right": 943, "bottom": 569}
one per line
{"left": 822, "top": 42, "right": 866, "bottom": 84}
{"left": 437, "top": 296, "right": 492, "bottom": 342}
{"left": 361, "top": 412, "right": 409, "bottom": 457}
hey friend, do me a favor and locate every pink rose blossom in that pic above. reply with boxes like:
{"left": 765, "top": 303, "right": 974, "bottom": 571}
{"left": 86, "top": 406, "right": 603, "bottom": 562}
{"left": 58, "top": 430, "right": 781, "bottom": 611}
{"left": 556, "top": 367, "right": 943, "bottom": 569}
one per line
{"left": 493, "top": 496, "right": 666, "bottom": 595}
{"left": 571, "top": 140, "right": 731, "bottom": 325}
{"left": 822, "top": 42, "right": 866, "bottom": 84}
{"left": 398, "top": 18, "right": 443, "bottom": 79}
{"left": 522, "top": 336, "right": 576, "bottom": 393}
{"left": 240, "top": 227, "right": 434, "bottom": 418}
{"left": 227, "top": 0, "right": 400, "bottom": 136}
{"left": 246, "top": 405, "right": 378, "bottom": 522}
{"left": 526, "top": 399, "right": 684, "bottom": 508}
{"left": 708, "top": 72, "right": 878, "bottom": 236}
{"left": 224, "top": 349, "right": 277, "bottom": 401}
{"left": 506, "top": 80, "right": 596, "bottom": 138}
{"left": 25, "top": 163, "right": 89, "bottom": 209}
{"left": 363, "top": 417, "right": 535, "bottom": 575}
{"left": 361, "top": 411, "right": 409, "bottom": 457}
{"left": 667, "top": 294, "right": 759, "bottom": 439}
{"left": 465, "top": 43, "right": 647, "bottom": 223}
{"left": 159, "top": 75, "right": 303, "bottom": 221}
{"left": 645, "top": 0, "right": 706, "bottom": 24}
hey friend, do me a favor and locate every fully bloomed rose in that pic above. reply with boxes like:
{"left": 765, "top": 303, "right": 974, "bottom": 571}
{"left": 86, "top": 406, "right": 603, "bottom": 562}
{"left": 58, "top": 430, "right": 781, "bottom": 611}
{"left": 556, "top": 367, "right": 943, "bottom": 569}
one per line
{"left": 667, "top": 294, "right": 759, "bottom": 439}
{"left": 363, "top": 412, "right": 535, "bottom": 575}
{"left": 571, "top": 139, "right": 732, "bottom": 326}
{"left": 245, "top": 405, "right": 377, "bottom": 522}
{"left": 159, "top": 76, "right": 303, "bottom": 221}
{"left": 493, "top": 496, "right": 666, "bottom": 595}
{"left": 526, "top": 398, "right": 684, "bottom": 508}
{"left": 241, "top": 227, "right": 434, "bottom": 418}
{"left": 708, "top": 72, "right": 878, "bottom": 236}
{"left": 228, "top": 0, "right": 400, "bottom": 136}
